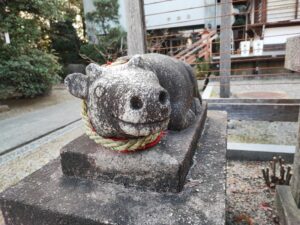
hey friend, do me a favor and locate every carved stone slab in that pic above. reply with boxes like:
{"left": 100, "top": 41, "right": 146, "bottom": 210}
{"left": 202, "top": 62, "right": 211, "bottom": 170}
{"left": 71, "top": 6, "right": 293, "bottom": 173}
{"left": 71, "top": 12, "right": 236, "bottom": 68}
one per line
{"left": 61, "top": 103, "right": 207, "bottom": 193}
{"left": 0, "top": 111, "right": 227, "bottom": 225}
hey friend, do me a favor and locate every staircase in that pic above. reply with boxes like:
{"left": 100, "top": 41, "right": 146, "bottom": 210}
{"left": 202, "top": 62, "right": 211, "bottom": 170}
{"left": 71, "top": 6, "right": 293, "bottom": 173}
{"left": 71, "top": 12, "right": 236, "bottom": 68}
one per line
{"left": 174, "top": 30, "right": 218, "bottom": 65}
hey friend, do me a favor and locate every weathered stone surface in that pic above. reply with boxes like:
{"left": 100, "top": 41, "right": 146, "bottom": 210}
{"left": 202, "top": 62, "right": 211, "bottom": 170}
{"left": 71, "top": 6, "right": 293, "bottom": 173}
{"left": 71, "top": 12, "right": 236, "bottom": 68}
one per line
{"left": 291, "top": 111, "right": 300, "bottom": 207}
{"left": 65, "top": 53, "right": 202, "bottom": 138}
{"left": 61, "top": 103, "right": 207, "bottom": 193}
{"left": 276, "top": 112, "right": 300, "bottom": 225}
{"left": 276, "top": 185, "right": 300, "bottom": 225}
{"left": 285, "top": 35, "right": 300, "bottom": 72}
{"left": 0, "top": 111, "right": 227, "bottom": 225}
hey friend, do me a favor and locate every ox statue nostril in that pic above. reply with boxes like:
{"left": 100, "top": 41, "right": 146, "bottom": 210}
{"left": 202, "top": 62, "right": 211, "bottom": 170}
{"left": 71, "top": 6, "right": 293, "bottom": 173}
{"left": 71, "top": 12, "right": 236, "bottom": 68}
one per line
{"left": 130, "top": 96, "right": 143, "bottom": 110}
{"left": 159, "top": 91, "right": 168, "bottom": 105}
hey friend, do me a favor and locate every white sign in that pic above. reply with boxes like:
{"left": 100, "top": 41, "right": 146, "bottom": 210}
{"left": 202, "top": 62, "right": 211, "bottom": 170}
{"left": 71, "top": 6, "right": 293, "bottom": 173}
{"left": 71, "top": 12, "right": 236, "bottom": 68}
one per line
{"left": 253, "top": 40, "right": 264, "bottom": 56}
{"left": 4, "top": 32, "right": 10, "bottom": 44}
{"left": 240, "top": 41, "right": 250, "bottom": 56}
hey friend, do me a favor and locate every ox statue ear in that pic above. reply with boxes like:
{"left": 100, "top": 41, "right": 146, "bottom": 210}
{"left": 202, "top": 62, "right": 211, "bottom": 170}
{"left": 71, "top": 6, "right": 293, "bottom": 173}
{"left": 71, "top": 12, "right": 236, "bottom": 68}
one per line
{"left": 64, "top": 73, "right": 89, "bottom": 99}
{"left": 86, "top": 63, "right": 103, "bottom": 77}
{"left": 127, "top": 55, "right": 145, "bottom": 68}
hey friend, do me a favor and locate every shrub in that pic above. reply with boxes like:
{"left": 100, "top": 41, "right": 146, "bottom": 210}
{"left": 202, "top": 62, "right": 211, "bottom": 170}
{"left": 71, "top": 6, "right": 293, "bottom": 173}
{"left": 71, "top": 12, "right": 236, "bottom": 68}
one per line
{"left": 79, "top": 43, "right": 106, "bottom": 65}
{"left": 0, "top": 49, "right": 61, "bottom": 98}
{"left": 50, "top": 19, "right": 82, "bottom": 65}
{"left": 79, "top": 27, "right": 126, "bottom": 65}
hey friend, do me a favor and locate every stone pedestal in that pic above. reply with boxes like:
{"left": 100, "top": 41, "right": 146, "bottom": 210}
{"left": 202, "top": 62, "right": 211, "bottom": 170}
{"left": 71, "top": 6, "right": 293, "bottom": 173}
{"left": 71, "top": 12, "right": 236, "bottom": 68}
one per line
{"left": 0, "top": 110, "right": 228, "bottom": 225}
{"left": 276, "top": 35, "right": 300, "bottom": 225}
{"left": 60, "top": 105, "right": 207, "bottom": 193}
{"left": 285, "top": 36, "right": 300, "bottom": 72}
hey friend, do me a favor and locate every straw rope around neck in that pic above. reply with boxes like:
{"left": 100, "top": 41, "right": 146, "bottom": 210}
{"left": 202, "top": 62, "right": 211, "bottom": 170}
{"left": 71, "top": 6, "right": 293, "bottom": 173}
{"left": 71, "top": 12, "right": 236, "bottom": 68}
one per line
{"left": 81, "top": 101, "right": 165, "bottom": 152}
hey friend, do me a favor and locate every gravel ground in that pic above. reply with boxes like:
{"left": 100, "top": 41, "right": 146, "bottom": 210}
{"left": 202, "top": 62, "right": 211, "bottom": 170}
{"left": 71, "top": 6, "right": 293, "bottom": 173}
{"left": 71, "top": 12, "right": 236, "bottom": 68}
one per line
{"left": 226, "top": 160, "right": 289, "bottom": 225}
{"left": 228, "top": 120, "right": 298, "bottom": 145}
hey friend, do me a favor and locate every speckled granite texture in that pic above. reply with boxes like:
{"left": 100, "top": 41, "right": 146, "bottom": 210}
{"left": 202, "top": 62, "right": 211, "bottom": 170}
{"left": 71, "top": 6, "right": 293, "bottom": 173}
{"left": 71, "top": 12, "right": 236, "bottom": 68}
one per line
{"left": 60, "top": 103, "right": 207, "bottom": 193}
{"left": 65, "top": 54, "right": 202, "bottom": 138}
{"left": 0, "top": 111, "right": 227, "bottom": 225}
{"left": 276, "top": 112, "right": 300, "bottom": 225}
{"left": 285, "top": 35, "right": 300, "bottom": 72}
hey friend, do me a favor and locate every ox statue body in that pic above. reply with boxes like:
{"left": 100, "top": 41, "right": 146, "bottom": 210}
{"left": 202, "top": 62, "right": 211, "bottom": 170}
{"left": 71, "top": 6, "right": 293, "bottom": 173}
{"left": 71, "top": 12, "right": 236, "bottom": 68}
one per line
{"left": 65, "top": 53, "right": 202, "bottom": 138}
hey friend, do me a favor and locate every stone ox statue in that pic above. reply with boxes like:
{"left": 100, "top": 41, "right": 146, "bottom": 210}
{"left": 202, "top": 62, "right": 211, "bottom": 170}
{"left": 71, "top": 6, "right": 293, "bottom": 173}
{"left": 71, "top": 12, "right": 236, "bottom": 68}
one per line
{"left": 65, "top": 53, "right": 202, "bottom": 138}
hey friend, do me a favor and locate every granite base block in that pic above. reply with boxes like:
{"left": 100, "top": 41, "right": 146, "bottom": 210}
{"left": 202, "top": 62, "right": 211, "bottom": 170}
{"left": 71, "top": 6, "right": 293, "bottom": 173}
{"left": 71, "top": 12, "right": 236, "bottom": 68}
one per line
{"left": 0, "top": 111, "right": 227, "bottom": 225}
{"left": 61, "top": 103, "right": 207, "bottom": 193}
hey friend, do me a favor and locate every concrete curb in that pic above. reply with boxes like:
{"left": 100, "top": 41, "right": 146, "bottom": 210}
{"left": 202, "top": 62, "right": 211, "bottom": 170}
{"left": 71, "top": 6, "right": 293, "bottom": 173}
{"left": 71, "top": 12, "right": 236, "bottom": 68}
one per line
{"left": 202, "top": 85, "right": 213, "bottom": 99}
{"left": 227, "top": 142, "right": 296, "bottom": 162}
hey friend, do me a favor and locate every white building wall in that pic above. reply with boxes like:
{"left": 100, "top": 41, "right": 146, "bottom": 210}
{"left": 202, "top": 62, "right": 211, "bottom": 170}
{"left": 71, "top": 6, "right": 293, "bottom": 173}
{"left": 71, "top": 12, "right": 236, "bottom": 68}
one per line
{"left": 267, "top": 0, "right": 295, "bottom": 23}
{"left": 143, "top": 0, "right": 220, "bottom": 30}
{"left": 83, "top": 0, "right": 220, "bottom": 32}
{"left": 264, "top": 26, "right": 300, "bottom": 44}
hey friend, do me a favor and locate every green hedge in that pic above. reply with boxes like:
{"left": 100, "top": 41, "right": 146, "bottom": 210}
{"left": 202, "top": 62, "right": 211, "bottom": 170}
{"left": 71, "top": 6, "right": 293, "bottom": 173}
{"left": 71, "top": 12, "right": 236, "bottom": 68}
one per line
{"left": 0, "top": 49, "right": 61, "bottom": 98}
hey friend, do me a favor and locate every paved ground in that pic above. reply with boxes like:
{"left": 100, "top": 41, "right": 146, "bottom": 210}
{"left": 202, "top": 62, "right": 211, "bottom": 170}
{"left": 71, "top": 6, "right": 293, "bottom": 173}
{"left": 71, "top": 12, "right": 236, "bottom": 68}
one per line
{"left": 0, "top": 85, "right": 84, "bottom": 225}
{"left": 204, "top": 78, "right": 300, "bottom": 146}
{"left": 0, "top": 85, "right": 76, "bottom": 120}
{"left": 207, "top": 77, "right": 300, "bottom": 98}
{"left": 0, "top": 124, "right": 84, "bottom": 225}
{"left": 0, "top": 86, "right": 81, "bottom": 155}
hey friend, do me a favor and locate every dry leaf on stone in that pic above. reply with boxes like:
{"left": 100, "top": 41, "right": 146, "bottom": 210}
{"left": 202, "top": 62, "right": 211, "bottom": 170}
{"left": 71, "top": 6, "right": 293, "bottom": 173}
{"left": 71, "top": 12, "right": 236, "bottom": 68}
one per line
{"left": 234, "top": 214, "right": 254, "bottom": 225}
{"left": 259, "top": 202, "right": 272, "bottom": 211}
